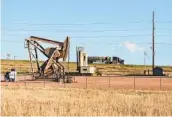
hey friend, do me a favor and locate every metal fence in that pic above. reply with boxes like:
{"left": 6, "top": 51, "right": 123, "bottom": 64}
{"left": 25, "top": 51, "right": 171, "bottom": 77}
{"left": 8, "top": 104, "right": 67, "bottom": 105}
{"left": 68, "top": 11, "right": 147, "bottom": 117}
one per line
{"left": 1, "top": 75, "right": 172, "bottom": 90}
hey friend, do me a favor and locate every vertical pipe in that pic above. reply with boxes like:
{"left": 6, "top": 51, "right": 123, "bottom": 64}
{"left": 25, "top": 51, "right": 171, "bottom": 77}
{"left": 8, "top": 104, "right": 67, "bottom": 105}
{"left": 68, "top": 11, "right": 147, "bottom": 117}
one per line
{"left": 68, "top": 37, "right": 70, "bottom": 83}
{"left": 76, "top": 46, "right": 79, "bottom": 71}
{"left": 78, "top": 51, "right": 81, "bottom": 73}
{"left": 63, "top": 66, "right": 65, "bottom": 87}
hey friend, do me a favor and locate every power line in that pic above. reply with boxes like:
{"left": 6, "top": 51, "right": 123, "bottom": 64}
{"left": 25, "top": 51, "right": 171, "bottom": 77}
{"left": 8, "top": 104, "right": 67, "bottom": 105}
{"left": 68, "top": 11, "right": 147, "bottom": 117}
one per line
{"left": 3, "top": 28, "right": 172, "bottom": 33}
{"left": 3, "top": 28, "right": 152, "bottom": 32}
{"left": 1, "top": 40, "right": 172, "bottom": 45}
{"left": 157, "top": 29, "right": 172, "bottom": 31}
{"left": 2, "top": 34, "right": 172, "bottom": 38}
{"left": 3, "top": 20, "right": 172, "bottom": 26}
{"left": 155, "top": 21, "right": 172, "bottom": 23}
{"left": 2, "top": 34, "right": 153, "bottom": 38}
{"left": 71, "top": 35, "right": 153, "bottom": 38}
{"left": 3, "top": 21, "right": 152, "bottom": 25}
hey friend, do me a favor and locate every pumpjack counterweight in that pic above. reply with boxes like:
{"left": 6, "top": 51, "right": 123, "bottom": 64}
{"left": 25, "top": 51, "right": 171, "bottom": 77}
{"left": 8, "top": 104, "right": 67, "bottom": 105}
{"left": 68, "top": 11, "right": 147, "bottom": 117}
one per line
{"left": 25, "top": 36, "right": 70, "bottom": 82}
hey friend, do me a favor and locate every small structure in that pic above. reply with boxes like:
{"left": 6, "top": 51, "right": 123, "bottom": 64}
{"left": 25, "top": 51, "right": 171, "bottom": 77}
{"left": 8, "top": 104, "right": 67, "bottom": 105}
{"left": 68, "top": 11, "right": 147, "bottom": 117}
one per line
{"left": 153, "top": 67, "right": 164, "bottom": 76}
{"left": 80, "top": 66, "right": 95, "bottom": 74}
{"left": 112, "top": 56, "right": 124, "bottom": 64}
{"left": 9, "top": 68, "right": 17, "bottom": 82}
{"left": 5, "top": 68, "right": 17, "bottom": 82}
{"left": 88, "top": 56, "right": 111, "bottom": 64}
{"left": 88, "top": 56, "right": 124, "bottom": 64}
{"left": 76, "top": 46, "right": 96, "bottom": 74}
{"left": 4, "top": 71, "right": 10, "bottom": 82}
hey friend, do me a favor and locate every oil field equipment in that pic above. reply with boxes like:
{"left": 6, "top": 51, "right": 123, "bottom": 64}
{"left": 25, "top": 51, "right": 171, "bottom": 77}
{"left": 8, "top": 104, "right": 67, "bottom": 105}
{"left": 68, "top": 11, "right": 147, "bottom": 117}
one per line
{"left": 88, "top": 56, "right": 111, "bottom": 64}
{"left": 88, "top": 56, "right": 124, "bottom": 64}
{"left": 112, "top": 56, "right": 124, "bottom": 64}
{"left": 153, "top": 67, "right": 164, "bottom": 76}
{"left": 76, "top": 46, "right": 96, "bottom": 75}
{"left": 25, "top": 36, "right": 71, "bottom": 82}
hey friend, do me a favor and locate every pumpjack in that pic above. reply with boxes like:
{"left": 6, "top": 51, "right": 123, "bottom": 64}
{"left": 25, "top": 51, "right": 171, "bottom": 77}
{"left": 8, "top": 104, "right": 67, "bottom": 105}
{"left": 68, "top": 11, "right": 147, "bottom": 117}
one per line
{"left": 25, "top": 36, "right": 71, "bottom": 82}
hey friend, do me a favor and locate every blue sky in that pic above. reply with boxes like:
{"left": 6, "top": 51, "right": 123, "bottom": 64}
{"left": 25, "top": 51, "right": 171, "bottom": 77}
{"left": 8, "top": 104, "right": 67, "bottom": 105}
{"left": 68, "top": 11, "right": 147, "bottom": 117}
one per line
{"left": 1, "top": 0, "right": 172, "bottom": 65}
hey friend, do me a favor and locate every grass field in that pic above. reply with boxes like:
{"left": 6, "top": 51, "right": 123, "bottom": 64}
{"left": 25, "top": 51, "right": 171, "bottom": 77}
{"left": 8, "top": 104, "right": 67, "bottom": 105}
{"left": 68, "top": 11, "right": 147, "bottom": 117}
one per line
{"left": 1, "top": 87, "right": 172, "bottom": 116}
{"left": 1, "top": 59, "right": 172, "bottom": 76}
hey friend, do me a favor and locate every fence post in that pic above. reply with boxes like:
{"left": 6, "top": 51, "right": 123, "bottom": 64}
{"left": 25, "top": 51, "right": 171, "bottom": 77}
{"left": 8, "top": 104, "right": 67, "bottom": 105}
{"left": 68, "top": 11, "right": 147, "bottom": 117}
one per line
{"left": 160, "top": 77, "right": 162, "bottom": 90}
{"left": 133, "top": 75, "right": 136, "bottom": 90}
{"left": 86, "top": 75, "right": 87, "bottom": 89}
{"left": 108, "top": 76, "right": 110, "bottom": 88}
{"left": 25, "top": 75, "right": 26, "bottom": 89}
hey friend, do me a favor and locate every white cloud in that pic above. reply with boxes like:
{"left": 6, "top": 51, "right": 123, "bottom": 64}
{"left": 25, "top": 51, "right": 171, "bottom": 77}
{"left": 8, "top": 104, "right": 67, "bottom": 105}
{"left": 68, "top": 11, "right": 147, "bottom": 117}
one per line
{"left": 123, "top": 41, "right": 145, "bottom": 53}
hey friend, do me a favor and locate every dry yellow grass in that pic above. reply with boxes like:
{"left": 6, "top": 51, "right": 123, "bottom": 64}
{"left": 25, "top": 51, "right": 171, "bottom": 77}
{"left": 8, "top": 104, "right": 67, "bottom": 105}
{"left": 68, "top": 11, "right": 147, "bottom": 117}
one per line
{"left": 1, "top": 87, "right": 172, "bottom": 116}
{"left": 1, "top": 59, "right": 172, "bottom": 76}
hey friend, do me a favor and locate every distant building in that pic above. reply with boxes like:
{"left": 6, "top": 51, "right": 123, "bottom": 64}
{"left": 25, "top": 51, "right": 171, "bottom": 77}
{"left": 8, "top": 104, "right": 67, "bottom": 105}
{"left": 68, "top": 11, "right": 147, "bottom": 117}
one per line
{"left": 88, "top": 56, "right": 124, "bottom": 64}
{"left": 88, "top": 56, "right": 111, "bottom": 64}
{"left": 112, "top": 56, "right": 124, "bottom": 65}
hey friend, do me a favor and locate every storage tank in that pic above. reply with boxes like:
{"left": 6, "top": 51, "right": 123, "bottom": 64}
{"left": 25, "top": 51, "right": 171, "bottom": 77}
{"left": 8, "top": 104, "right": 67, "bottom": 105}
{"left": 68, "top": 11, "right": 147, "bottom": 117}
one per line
{"left": 153, "top": 67, "right": 163, "bottom": 76}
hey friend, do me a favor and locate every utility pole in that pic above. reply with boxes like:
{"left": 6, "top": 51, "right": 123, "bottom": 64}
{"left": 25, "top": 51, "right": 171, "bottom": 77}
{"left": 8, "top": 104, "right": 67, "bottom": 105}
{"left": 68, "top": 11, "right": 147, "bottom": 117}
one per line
{"left": 152, "top": 11, "right": 155, "bottom": 75}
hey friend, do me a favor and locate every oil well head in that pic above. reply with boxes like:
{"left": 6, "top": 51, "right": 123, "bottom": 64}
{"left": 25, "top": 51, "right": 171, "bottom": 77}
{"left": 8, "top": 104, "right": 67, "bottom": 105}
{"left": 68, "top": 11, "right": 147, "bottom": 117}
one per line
{"left": 25, "top": 36, "right": 70, "bottom": 81}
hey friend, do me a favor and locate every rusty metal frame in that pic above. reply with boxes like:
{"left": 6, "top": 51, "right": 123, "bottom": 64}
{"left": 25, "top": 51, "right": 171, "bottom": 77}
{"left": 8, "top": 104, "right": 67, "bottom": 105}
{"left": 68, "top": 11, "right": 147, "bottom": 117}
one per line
{"left": 27, "top": 40, "right": 35, "bottom": 78}
{"left": 26, "top": 36, "right": 70, "bottom": 82}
